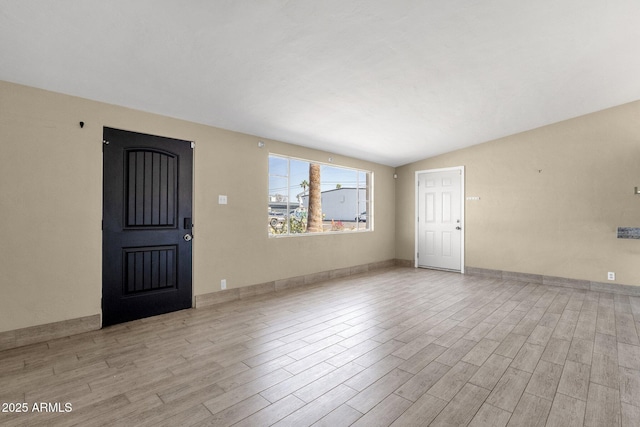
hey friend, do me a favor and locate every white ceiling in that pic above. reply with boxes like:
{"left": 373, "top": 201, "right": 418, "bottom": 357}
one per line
{"left": 1, "top": 1, "right": 639, "bottom": 166}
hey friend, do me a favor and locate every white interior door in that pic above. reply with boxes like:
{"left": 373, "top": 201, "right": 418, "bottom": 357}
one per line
{"left": 417, "top": 168, "right": 463, "bottom": 271}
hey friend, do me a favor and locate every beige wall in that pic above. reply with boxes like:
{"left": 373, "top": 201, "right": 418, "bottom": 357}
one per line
{"left": 0, "top": 81, "right": 396, "bottom": 333}
{"left": 3, "top": 77, "right": 637, "bottom": 335}
{"left": 396, "top": 101, "right": 640, "bottom": 286}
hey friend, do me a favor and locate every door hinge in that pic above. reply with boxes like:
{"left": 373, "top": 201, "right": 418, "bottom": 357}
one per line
{"left": 417, "top": 252, "right": 419, "bottom": 258}
{"left": 190, "top": 141, "right": 195, "bottom": 149}
{"left": 101, "top": 220, "right": 103, "bottom": 230}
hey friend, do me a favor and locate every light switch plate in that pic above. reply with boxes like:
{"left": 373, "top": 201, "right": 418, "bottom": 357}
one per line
{"left": 218, "top": 195, "right": 228, "bottom": 205}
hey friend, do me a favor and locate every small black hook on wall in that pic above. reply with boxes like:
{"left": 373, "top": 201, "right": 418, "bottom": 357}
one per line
{"left": 79, "top": 121, "right": 85, "bottom": 128}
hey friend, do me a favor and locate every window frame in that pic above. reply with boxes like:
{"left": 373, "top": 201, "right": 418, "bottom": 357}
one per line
{"left": 268, "top": 153, "right": 373, "bottom": 237}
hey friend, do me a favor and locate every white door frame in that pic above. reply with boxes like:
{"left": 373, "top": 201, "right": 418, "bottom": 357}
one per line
{"left": 415, "top": 166, "right": 465, "bottom": 273}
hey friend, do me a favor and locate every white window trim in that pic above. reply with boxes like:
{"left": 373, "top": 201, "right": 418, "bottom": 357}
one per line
{"left": 268, "top": 153, "right": 373, "bottom": 237}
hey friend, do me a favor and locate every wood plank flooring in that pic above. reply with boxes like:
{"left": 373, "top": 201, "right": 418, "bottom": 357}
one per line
{"left": 1, "top": 267, "right": 639, "bottom": 426}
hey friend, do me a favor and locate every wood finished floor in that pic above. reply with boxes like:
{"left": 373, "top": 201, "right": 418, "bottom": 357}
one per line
{"left": 1, "top": 267, "right": 640, "bottom": 426}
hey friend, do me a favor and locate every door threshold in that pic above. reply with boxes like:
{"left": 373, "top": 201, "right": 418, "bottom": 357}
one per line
{"left": 418, "top": 266, "right": 461, "bottom": 273}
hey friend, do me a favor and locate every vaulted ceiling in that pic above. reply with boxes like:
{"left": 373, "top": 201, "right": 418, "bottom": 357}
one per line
{"left": 1, "top": 1, "right": 639, "bottom": 166}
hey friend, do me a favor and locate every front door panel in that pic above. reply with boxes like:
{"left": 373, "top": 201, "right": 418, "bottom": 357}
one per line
{"left": 418, "top": 170, "right": 462, "bottom": 271}
{"left": 103, "top": 127, "right": 193, "bottom": 327}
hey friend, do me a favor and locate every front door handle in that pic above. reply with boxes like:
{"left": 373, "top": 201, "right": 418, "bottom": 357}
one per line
{"left": 184, "top": 234, "right": 193, "bottom": 241}
{"left": 456, "top": 226, "right": 461, "bottom": 230}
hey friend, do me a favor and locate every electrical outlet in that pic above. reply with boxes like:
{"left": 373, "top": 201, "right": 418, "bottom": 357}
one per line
{"left": 221, "top": 279, "right": 227, "bottom": 290}
{"left": 607, "top": 272, "right": 615, "bottom": 281}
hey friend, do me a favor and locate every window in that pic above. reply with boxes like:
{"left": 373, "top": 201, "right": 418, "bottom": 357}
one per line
{"left": 268, "top": 154, "right": 372, "bottom": 236}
